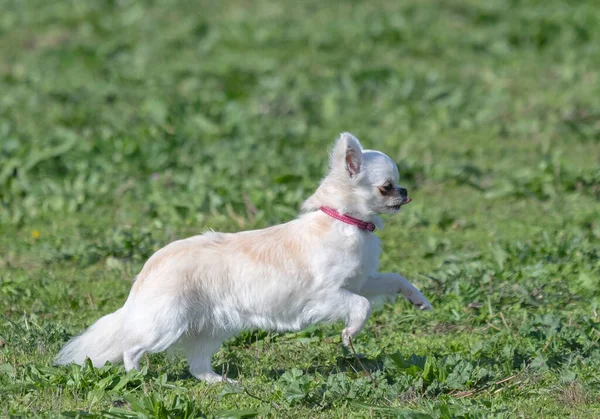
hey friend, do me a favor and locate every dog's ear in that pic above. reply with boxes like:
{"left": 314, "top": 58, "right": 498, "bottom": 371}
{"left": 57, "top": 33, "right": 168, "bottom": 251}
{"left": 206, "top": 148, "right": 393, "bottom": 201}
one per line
{"left": 331, "top": 132, "right": 363, "bottom": 179}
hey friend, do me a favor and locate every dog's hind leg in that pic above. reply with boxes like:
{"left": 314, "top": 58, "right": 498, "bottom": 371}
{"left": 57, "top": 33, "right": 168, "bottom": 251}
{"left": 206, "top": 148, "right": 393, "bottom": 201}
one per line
{"left": 121, "top": 298, "right": 187, "bottom": 372}
{"left": 181, "top": 332, "right": 231, "bottom": 383}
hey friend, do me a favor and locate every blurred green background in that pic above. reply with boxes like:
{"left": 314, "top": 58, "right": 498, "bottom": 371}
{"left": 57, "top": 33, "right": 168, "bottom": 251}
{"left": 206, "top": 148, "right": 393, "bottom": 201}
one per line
{"left": 1, "top": 0, "right": 599, "bottom": 417}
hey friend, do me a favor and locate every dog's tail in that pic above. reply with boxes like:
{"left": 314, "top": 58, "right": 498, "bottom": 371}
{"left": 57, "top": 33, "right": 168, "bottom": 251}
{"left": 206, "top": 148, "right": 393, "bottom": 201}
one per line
{"left": 55, "top": 308, "right": 126, "bottom": 367}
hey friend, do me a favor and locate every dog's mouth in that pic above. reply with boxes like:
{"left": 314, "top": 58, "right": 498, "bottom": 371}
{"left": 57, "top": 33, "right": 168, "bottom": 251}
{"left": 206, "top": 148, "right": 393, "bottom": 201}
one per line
{"left": 387, "top": 197, "right": 412, "bottom": 211}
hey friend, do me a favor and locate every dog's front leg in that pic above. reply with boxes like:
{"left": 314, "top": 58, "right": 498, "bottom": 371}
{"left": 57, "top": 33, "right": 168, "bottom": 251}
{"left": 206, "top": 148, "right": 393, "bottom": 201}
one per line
{"left": 360, "top": 273, "right": 432, "bottom": 310}
{"left": 328, "top": 290, "right": 372, "bottom": 347}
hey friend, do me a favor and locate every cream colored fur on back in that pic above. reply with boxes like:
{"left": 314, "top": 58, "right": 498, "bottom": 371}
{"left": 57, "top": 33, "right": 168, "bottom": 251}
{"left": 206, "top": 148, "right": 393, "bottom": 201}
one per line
{"left": 55, "top": 133, "right": 432, "bottom": 383}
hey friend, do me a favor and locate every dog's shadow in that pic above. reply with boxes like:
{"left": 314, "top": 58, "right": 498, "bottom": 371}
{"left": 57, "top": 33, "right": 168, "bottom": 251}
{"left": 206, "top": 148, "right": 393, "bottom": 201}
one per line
{"left": 282, "top": 352, "right": 386, "bottom": 380}
{"left": 217, "top": 350, "right": 387, "bottom": 383}
{"left": 164, "top": 344, "right": 387, "bottom": 383}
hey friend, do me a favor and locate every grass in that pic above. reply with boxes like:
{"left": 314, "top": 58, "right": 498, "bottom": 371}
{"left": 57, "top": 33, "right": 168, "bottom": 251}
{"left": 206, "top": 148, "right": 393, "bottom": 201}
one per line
{"left": 1, "top": 0, "right": 599, "bottom": 417}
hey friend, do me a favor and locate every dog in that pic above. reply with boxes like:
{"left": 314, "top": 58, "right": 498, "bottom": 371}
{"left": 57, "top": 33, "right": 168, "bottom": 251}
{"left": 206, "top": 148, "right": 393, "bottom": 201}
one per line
{"left": 55, "top": 133, "right": 432, "bottom": 382}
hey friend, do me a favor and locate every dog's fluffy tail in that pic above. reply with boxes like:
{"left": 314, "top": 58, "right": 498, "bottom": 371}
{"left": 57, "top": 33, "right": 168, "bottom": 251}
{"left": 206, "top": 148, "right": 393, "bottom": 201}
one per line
{"left": 55, "top": 308, "right": 125, "bottom": 367}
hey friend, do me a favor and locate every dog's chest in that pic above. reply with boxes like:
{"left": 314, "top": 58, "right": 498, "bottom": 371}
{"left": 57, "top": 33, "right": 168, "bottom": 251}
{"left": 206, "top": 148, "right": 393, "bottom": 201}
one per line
{"left": 351, "top": 233, "right": 381, "bottom": 288}
{"left": 316, "top": 231, "right": 381, "bottom": 291}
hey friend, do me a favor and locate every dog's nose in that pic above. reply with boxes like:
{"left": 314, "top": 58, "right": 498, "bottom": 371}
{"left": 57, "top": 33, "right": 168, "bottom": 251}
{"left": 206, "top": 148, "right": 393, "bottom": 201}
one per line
{"left": 398, "top": 187, "right": 408, "bottom": 197}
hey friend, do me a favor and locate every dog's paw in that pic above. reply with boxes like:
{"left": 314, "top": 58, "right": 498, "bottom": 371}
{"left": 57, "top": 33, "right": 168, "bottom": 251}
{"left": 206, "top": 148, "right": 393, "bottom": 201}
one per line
{"left": 194, "top": 371, "right": 237, "bottom": 384}
{"left": 341, "top": 328, "right": 352, "bottom": 347}
{"left": 398, "top": 281, "right": 433, "bottom": 311}
{"left": 408, "top": 293, "right": 433, "bottom": 311}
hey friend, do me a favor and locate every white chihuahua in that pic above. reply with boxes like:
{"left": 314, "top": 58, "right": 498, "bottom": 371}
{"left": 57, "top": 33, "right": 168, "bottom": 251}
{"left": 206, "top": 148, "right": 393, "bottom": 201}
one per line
{"left": 55, "top": 133, "right": 432, "bottom": 382}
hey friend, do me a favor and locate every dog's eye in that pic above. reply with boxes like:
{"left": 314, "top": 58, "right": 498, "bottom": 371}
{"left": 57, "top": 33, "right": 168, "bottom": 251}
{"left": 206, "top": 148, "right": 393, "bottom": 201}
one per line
{"left": 379, "top": 183, "right": 394, "bottom": 195}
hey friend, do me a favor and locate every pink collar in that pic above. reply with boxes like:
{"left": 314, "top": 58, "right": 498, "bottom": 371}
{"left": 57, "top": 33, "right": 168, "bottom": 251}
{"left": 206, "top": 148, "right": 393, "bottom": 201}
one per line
{"left": 320, "top": 206, "right": 376, "bottom": 232}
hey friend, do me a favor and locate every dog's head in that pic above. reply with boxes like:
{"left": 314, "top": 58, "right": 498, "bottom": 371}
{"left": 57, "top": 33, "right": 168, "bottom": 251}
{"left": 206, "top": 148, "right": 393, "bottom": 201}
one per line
{"left": 303, "top": 133, "right": 410, "bottom": 217}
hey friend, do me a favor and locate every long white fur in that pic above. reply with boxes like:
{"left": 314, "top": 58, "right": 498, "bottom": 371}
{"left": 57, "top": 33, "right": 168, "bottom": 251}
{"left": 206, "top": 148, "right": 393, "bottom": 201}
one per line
{"left": 55, "top": 133, "right": 432, "bottom": 383}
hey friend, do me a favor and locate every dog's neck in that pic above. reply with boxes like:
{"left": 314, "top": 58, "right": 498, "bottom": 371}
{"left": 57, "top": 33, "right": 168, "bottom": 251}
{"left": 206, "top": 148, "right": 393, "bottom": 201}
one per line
{"left": 301, "top": 186, "right": 384, "bottom": 230}
{"left": 320, "top": 206, "right": 376, "bottom": 232}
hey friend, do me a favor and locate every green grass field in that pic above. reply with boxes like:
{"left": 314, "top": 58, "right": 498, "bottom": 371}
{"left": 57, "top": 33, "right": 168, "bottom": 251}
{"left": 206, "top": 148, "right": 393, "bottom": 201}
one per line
{"left": 1, "top": 0, "right": 600, "bottom": 417}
